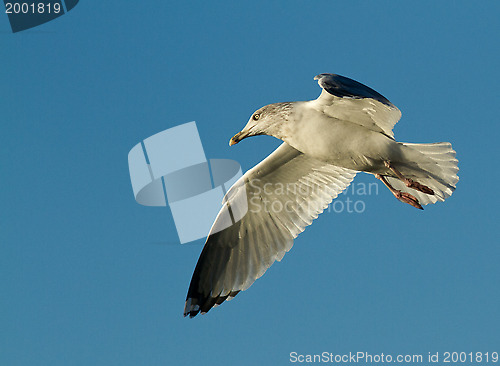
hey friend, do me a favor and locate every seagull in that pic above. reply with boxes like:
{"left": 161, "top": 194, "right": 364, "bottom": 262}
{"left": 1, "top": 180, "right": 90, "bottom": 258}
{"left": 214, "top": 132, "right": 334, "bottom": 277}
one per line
{"left": 183, "top": 73, "right": 459, "bottom": 318}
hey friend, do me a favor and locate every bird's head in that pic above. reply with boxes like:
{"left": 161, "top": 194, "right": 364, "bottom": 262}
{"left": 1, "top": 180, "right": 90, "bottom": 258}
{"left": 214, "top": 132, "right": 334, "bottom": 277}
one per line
{"left": 229, "top": 102, "right": 292, "bottom": 146}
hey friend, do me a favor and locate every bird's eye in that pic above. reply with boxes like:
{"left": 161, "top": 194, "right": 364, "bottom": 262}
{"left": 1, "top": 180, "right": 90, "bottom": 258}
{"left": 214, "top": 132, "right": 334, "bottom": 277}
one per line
{"left": 253, "top": 113, "right": 260, "bottom": 121}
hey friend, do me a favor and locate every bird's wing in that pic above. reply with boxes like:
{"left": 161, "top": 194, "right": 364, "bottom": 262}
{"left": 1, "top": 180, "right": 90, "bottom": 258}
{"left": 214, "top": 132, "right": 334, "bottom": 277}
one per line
{"left": 311, "top": 73, "right": 402, "bottom": 139}
{"left": 184, "top": 143, "right": 357, "bottom": 318}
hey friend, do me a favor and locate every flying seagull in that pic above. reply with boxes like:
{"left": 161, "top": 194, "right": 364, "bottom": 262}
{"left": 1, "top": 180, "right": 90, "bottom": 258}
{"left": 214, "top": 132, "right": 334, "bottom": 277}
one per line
{"left": 184, "top": 73, "right": 459, "bottom": 318}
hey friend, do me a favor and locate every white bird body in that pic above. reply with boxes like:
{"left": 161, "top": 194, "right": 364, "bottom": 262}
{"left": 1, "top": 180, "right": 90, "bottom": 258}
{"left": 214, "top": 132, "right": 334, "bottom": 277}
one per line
{"left": 283, "top": 101, "right": 401, "bottom": 173}
{"left": 183, "top": 73, "right": 459, "bottom": 318}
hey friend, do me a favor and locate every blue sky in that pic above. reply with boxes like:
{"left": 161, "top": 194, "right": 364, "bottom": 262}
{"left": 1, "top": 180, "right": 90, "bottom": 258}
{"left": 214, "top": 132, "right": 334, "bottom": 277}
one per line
{"left": 1, "top": 1, "right": 499, "bottom": 365}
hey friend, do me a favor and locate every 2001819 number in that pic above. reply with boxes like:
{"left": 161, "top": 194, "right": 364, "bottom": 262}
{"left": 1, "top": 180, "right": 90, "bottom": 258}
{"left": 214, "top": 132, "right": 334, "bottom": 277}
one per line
{"left": 443, "top": 352, "right": 499, "bottom": 363}
{"left": 5, "top": 2, "right": 61, "bottom": 14}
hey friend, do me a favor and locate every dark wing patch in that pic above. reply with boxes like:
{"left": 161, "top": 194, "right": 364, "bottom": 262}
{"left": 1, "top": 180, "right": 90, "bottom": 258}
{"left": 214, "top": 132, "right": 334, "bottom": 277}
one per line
{"left": 314, "top": 73, "right": 395, "bottom": 107}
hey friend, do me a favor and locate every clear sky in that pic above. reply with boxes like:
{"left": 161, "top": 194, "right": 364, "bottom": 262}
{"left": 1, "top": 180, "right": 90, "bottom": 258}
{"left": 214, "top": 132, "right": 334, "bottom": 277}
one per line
{"left": 2, "top": 1, "right": 499, "bottom": 365}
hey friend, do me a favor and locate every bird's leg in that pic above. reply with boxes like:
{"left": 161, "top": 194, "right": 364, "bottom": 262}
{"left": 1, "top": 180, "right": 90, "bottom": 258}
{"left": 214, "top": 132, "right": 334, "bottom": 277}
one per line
{"left": 376, "top": 174, "right": 423, "bottom": 210}
{"left": 383, "top": 161, "right": 434, "bottom": 195}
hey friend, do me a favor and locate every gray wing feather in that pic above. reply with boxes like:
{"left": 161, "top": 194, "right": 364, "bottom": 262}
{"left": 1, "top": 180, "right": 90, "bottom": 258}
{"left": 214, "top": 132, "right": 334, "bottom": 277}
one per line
{"left": 312, "top": 73, "right": 402, "bottom": 138}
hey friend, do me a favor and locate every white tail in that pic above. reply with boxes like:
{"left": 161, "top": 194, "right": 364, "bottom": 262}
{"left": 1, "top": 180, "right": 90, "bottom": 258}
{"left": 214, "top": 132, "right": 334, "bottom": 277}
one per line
{"left": 388, "top": 142, "right": 459, "bottom": 205}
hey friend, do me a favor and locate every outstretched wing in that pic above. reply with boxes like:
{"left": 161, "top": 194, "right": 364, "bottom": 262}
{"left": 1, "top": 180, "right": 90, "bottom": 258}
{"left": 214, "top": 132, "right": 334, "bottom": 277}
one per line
{"left": 311, "top": 73, "right": 402, "bottom": 139}
{"left": 184, "top": 143, "right": 357, "bottom": 318}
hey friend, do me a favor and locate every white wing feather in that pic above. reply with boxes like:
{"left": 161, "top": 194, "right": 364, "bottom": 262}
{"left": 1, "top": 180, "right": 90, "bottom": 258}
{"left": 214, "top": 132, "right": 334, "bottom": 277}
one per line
{"left": 184, "top": 143, "right": 357, "bottom": 317}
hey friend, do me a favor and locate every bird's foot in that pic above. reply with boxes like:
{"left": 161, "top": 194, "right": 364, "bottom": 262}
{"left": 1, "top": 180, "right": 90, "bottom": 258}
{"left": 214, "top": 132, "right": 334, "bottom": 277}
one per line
{"left": 376, "top": 173, "right": 423, "bottom": 210}
{"left": 384, "top": 161, "right": 434, "bottom": 195}
{"left": 405, "top": 178, "right": 434, "bottom": 195}
{"left": 394, "top": 190, "right": 423, "bottom": 210}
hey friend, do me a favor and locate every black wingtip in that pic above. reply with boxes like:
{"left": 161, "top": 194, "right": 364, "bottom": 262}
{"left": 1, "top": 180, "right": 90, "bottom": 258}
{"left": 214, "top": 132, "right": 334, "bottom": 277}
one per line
{"left": 183, "top": 298, "right": 201, "bottom": 318}
{"left": 314, "top": 73, "right": 395, "bottom": 108}
{"left": 183, "top": 290, "right": 241, "bottom": 319}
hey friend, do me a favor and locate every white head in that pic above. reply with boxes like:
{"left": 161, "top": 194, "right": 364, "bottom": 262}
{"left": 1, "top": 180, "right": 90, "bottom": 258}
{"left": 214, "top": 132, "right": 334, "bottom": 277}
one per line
{"left": 229, "top": 102, "right": 293, "bottom": 146}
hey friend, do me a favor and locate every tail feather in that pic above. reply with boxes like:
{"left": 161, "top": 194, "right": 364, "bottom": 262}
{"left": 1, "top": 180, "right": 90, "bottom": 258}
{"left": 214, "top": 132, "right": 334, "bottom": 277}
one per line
{"left": 388, "top": 142, "right": 459, "bottom": 206}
